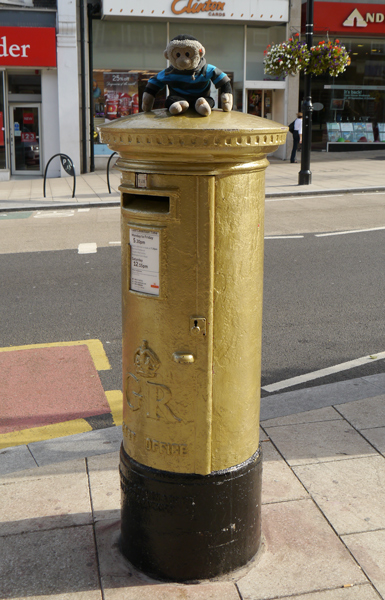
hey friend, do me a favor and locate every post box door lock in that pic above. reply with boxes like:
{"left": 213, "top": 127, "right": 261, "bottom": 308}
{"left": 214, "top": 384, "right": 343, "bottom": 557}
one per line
{"left": 190, "top": 317, "right": 206, "bottom": 336}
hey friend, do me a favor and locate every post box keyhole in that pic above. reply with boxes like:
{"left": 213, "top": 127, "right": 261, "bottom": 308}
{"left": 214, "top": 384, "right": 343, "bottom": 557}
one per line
{"left": 190, "top": 317, "right": 206, "bottom": 336}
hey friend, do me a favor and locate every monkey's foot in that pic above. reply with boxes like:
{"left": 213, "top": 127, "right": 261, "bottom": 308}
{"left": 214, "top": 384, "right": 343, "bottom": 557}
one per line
{"left": 195, "top": 98, "right": 211, "bottom": 116}
{"left": 169, "top": 101, "right": 189, "bottom": 115}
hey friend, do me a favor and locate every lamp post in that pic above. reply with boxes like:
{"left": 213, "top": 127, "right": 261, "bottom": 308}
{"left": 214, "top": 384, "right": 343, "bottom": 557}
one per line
{"left": 298, "top": 0, "right": 314, "bottom": 185}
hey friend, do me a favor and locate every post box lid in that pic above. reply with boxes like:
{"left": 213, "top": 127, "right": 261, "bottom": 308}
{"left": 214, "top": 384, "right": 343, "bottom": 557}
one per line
{"left": 98, "top": 109, "right": 288, "bottom": 168}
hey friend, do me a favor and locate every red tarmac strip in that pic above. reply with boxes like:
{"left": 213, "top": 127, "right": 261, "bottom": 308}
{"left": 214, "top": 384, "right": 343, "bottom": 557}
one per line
{"left": 1, "top": 344, "right": 110, "bottom": 434}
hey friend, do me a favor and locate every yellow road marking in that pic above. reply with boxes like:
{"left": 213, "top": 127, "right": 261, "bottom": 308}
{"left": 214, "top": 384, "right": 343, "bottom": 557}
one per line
{"left": 0, "top": 419, "right": 92, "bottom": 450}
{"left": 106, "top": 390, "right": 123, "bottom": 426}
{"left": 0, "top": 339, "right": 111, "bottom": 371}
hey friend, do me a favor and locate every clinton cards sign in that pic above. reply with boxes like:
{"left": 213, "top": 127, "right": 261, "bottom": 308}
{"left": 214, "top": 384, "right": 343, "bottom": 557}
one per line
{"left": 101, "top": 0, "right": 289, "bottom": 23}
{"left": 0, "top": 27, "right": 56, "bottom": 67}
{"left": 310, "top": 3, "right": 385, "bottom": 35}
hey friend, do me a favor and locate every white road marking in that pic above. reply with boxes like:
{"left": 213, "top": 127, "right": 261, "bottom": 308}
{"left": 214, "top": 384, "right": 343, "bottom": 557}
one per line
{"left": 315, "top": 226, "right": 385, "bottom": 237}
{"left": 353, "top": 192, "right": 385, "bottom": 196}
{"left": 100, "top": 206, "right": 119, "bottom": 210}
{"left": 78, "top": 208, "right": 91, "bottom": 212}
{"left": 265, "top": 235, "right": 304, "bottom": 240}
{"left": 78, "top": 243, "right": 97, "bottom": 254}
{"left": 109, "top": 241, "right": 121, "bottom": 245}
{"left": 34, "top": 211, "right": 74, "bottom": 218}
{"left": 262, "top": 351, "right": 385, "bottom": 393}
{"left": 266, "top": 194, "right": 344, "bottom": 202}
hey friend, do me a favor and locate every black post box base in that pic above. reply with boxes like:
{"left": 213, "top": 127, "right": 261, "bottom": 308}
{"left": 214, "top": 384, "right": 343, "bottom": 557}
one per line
{"left": 119, "top": 444, "right": 263, "bottom": 582}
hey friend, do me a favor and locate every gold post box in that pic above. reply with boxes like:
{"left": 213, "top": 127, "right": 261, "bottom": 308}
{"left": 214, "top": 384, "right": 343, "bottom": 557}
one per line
{"left": 99, "top": 109, "right": 287, "bottom": 581}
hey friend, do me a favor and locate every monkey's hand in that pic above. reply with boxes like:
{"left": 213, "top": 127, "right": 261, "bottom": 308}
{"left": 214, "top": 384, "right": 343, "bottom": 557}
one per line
{"left": 221, "top": 93, "right": 233, "bottom": 112}
{"left": 142, "top": 92, "right": 155, "bottom": 112}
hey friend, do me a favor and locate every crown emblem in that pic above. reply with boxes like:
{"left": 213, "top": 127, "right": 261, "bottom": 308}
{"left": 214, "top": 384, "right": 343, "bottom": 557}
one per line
{"left": 134, "top": 340, "right": 160, "bottom": 378}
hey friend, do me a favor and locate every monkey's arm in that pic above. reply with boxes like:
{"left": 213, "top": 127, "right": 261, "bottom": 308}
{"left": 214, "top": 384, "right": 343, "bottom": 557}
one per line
{"left": 221, "top": 93, "right": 233, "bottom": 112}
{"left": 142, "top": 92, "right": 155, "bottom": 112}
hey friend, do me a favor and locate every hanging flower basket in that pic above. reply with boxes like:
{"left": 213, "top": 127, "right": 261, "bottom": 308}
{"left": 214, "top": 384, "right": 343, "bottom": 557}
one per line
{"left": 264, "top": 35, "right": 311, "bottom": 77}
{"left": 305, "top": 40, "right": 350, "bottom": 76}
{"left": 264, "top": 34, "right": 349, "bottom": 78}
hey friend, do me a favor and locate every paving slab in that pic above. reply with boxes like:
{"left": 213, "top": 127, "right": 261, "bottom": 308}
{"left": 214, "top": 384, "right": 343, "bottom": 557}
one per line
{"left": 102, "top": 579, "right": 240, "bottom": 600}
{"left": 261, "top": 439, "right": 309, "bottom": 504}
{"left": 293, "top": 456, "right": 385, "bottom": 535}
{"left": 264, "top": 419, "right": 376, "bottom": 466}
{"left": 342, "top": 530, "right": 385, "bottom": 599}
{"left": 87, "top": 451, "right": 120, "bottom": 521}
{"left": 236, "top": 499, "right": 367, "bottom": 600}
{"left": 28, "top": 425, "right": 122, "bottom": 466}
{"left": 260, "top": 374, "right": 385, "bottom": 421}
{"left": 0, "top": 454, "right": 87, "bottom": 483}
{"left": 273, "top": 585, "right": 381, "bottom": 600}
{"left": 0, "top": 457, "right": 92, "bottom": 535}
{"left": 0, "top": 444, "right": 38, "bottom": 476}
{"left": 336, "top": 394, "right": 385, "bottom": 430}
{"left": 360, "top": 427, "right": 385, "bottom": 456}
{"left": 0, "top": 525, "right": 101, "bottom": 599}
{"left": 261, "top": 406, "right": 343, "bottom": 428}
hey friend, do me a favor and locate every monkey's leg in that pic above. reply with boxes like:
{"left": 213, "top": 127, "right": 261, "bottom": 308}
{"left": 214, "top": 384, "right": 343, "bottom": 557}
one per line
{"left": 195, "top": 98, "right": 211, "bottom": 116}
{"left": 169, "top": 101, "right": 189, "bottom": 115}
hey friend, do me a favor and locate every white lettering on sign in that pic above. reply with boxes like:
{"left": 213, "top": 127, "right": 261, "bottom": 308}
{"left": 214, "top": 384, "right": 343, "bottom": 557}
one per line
{"left": 343, "top": 8, "right": 384, "bottom": 27}
{"left": 129, "top": 229, "right": 160, "bottom": 296}
{"left": 0, "top": 36, "right": 30, "bottom": 57}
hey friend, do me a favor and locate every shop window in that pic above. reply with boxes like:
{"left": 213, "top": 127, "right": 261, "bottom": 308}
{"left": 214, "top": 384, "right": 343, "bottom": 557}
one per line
{"left": 8, "top": 74, "right": 41, "bottom": 95}
{"left": 246, "top": 26, "right": 286, "bottom": 81}
{"left": 93, "top": 21, "right": 167, "bottom": 70}
{"left": 92, "top": 69, "right": 167, "bottom": 146}
{"left": 300, "top": 37, "right": 385, "bottom": 149}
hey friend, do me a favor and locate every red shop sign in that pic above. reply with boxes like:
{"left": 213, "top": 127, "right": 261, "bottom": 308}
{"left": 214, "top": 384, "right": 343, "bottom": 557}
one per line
{"left": 23, "top": 112, "right": 34, "bottom": 124}
{"left": 0, "top": 26, "right": 56, "bottom": 67}
{"left": 21, "top": 132, "right": 37, "bottom": 143}
{"left": 303, "top": 3, "right": 385, "bottom": 35}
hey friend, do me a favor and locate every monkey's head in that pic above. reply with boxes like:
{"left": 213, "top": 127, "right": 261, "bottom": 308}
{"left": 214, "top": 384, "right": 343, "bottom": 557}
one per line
{"left": 164, "top": 34, "right": 205, "bottom": 71}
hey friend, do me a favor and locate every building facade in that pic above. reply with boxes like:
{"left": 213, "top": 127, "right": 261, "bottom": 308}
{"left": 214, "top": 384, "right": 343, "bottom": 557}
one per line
{"left": 91, "top": 0, "right": 301, "bottom": 163}
{"left": 300, "top": 0, "right": 385, "bottom": 150}
{"left": 0, "top": 0, "right": 83, "bottom": 180}
{"left": 1, "top": 0, "right": 302, "bottom": 179}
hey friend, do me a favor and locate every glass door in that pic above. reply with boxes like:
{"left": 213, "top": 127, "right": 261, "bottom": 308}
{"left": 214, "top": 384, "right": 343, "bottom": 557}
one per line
{"left": 9, "top": 104, "right": 42, "bottom": 175}
{"left": 246, "top": 90, "right": 273, "bottom": 119}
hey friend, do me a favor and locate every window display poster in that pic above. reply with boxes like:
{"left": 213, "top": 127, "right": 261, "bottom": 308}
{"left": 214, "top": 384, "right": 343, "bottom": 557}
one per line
{"left": 327, "top": 123, "right": 340, "bottom": 132}
{"left": 103, "top": 72, "right": 139, "bottom": 121}
{"left": 340, "top": 122, "right": 354, "bottom": 132}
{"left": 378, "top": 123, "right": 385, "bottom": 133}
{"left": 327, "top": 131, "right": 341, "bottom": 142}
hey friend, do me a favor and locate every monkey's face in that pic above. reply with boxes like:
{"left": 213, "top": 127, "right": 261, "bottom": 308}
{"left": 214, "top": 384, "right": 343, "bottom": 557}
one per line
{"left": 166, "top": 45, "right": 202, "bottom": 70}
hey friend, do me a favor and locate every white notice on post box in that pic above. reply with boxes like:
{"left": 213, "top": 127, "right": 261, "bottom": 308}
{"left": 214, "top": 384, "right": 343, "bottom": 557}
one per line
{"left": 129, "top": 229, "right": 160, "bottom": 296}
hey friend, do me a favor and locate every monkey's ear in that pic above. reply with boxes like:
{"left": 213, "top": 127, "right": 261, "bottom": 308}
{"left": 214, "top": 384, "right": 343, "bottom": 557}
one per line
{"left": 199, "top": 45, "right": 206, "bottom": 58}
{"left": 164, "top": 49, "right": 169, "bottom": 59}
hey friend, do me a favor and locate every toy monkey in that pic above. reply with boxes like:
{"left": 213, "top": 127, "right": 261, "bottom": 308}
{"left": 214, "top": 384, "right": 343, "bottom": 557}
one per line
{"left": 142, "top": 34, "right": 233, "bottom": 116}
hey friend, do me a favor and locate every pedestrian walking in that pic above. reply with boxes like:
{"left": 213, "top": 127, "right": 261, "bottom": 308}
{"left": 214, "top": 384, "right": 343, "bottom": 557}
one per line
{"left": 290, "top": 112, "right": 303, "bottom": 163}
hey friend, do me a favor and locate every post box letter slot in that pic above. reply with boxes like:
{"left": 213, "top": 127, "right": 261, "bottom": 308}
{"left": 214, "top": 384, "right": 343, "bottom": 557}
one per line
{"left": 123, "top": 193, "right": 170, "bottom": 214}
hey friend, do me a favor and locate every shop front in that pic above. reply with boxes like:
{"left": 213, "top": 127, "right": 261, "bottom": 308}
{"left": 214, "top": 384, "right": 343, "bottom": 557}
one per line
{"left": 92, "top": 0, "right": 296, "bottom": 161}
{"left": 301, "top": 1, "right": 385, "bottom": 151}
{"left": 0, "top": 25, "right": 57, "bottom": 179}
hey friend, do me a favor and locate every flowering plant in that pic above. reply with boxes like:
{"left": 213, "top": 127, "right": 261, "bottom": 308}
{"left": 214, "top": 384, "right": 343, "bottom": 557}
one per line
{"left": 264, "top": 34, "right": 349, "bottom": 78}
{"left": 305, "top": 40, "right": 350, "bottom": 76}
{"left": 264, "top": 34, "right": 310, "bottom": 77}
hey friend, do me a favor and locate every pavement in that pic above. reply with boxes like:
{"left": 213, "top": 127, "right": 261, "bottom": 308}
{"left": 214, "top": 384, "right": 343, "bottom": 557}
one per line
{"left": 1, "top": 149, "right": 385, "bottom": 599}
{"left": 0, "top": 149, "right": 384, "bottom": 211}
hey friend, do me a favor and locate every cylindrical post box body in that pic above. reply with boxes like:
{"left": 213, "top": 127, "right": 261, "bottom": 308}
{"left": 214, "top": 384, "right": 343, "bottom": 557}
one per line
{"left": 99, "top": 110, "right": 287, "bottom": 581}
